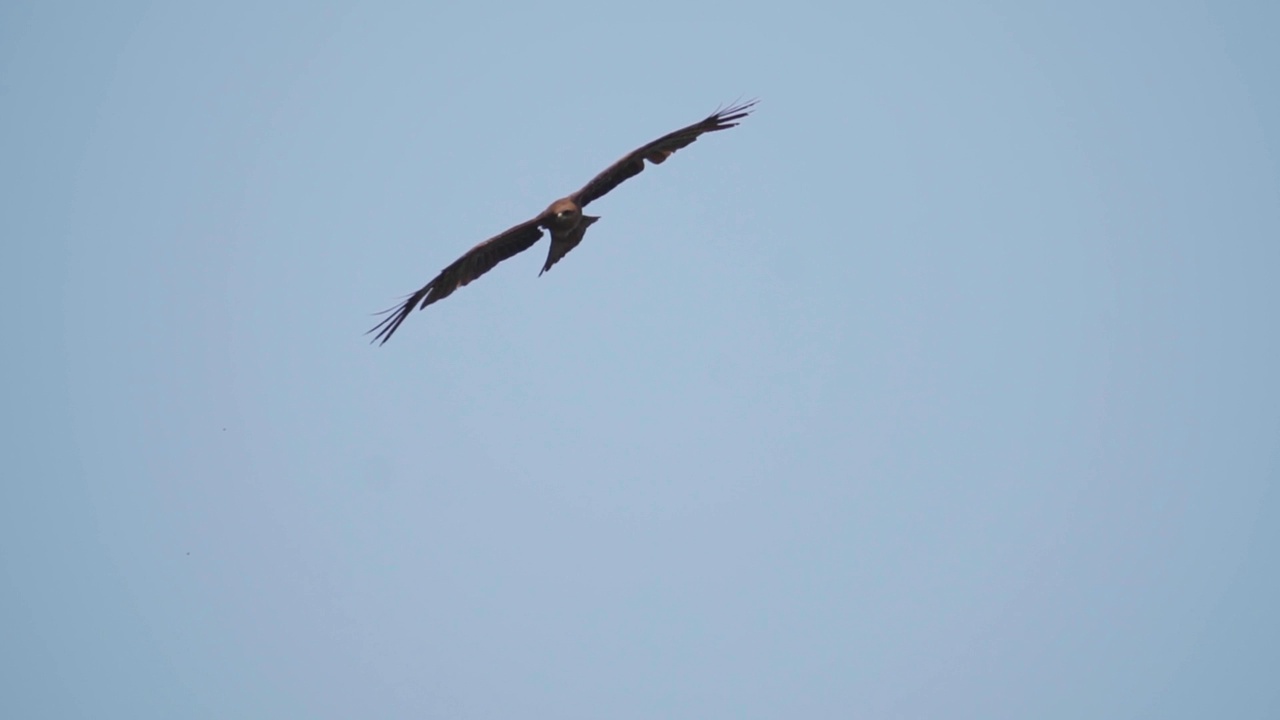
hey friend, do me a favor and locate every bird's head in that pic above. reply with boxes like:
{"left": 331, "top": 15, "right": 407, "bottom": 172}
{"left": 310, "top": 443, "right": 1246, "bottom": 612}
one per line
{"left": 545, "top": 199, "right": 582, "bottom": 229}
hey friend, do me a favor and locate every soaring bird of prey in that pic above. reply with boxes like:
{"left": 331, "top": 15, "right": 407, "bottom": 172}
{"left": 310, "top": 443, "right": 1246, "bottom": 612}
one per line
{"left": 368, "top": 100, "right": 757, "bottom": 344}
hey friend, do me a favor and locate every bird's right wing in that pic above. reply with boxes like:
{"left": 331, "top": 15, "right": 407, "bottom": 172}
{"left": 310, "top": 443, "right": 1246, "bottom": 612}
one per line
{"left": 368, "top": 217, "right": 546, "bottom": 344}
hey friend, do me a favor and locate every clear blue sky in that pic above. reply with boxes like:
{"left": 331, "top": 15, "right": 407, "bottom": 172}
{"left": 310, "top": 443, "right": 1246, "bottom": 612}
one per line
{"left": 4, "top": 2, "right": 1278, "bottom": 717}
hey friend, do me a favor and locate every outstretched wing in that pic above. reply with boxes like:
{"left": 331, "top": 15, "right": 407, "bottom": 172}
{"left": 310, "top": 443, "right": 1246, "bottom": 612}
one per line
{"left": 367, "top": 217, "right": 546, "bottom": 344}
{"left": 570, "top": 100, "right": 757, "bottom": 208}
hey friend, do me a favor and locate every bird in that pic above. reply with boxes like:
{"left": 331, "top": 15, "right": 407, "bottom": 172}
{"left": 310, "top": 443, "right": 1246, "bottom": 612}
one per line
{"left": 367, "top": 100, "right": 757, "bottom": 344}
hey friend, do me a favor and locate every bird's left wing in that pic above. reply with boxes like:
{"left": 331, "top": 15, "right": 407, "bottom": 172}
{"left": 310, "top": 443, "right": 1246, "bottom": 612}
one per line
{"left": 569, "top": 100, "right": 757, "bottom": 208}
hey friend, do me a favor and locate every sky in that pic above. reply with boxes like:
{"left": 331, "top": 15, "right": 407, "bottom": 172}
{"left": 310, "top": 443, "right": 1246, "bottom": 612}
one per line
{"left": 3, "top": 1, "right": 1278, "bottom": 718}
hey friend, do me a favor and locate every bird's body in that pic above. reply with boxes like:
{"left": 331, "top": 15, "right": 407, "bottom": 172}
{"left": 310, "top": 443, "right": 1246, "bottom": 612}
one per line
{"left": 369, "top": 100, "right": 756, "bottom": 344}
{"left": 539, "top": 198, "right": 599, "bottom": 276}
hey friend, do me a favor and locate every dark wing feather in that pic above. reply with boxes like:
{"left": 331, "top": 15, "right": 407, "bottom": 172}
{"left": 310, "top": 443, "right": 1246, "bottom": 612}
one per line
{"left": 570, "top": 100, "right": 757, "bottom": 208}
{"left": 367, "top": 217, "right": 546, "bottom": 344}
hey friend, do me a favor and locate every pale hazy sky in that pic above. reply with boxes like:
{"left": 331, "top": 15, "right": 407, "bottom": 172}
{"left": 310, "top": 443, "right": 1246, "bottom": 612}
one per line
{"left": 3, "top": 2, "right": 1278, "bottom": 718}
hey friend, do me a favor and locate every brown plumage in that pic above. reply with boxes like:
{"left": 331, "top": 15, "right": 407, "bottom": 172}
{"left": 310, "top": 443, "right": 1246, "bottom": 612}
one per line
{"left": 368, "top": 100, "right": 756, "bottom": 345}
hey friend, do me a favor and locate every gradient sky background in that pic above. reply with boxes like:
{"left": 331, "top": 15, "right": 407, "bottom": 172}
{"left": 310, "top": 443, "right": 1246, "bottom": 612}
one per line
{"left": 4, "top": 2, "right": 1278, "bottom": 718}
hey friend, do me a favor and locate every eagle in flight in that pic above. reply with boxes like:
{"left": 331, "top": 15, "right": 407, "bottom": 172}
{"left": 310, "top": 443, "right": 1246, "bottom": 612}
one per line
{"left": 368, "top": 100, "right": 757, "bottom": 344}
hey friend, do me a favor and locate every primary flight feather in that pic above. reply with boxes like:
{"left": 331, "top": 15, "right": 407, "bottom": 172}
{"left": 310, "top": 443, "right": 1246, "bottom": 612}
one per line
{"left": 368, "top": 100, "right": 757, "bottom": 345}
